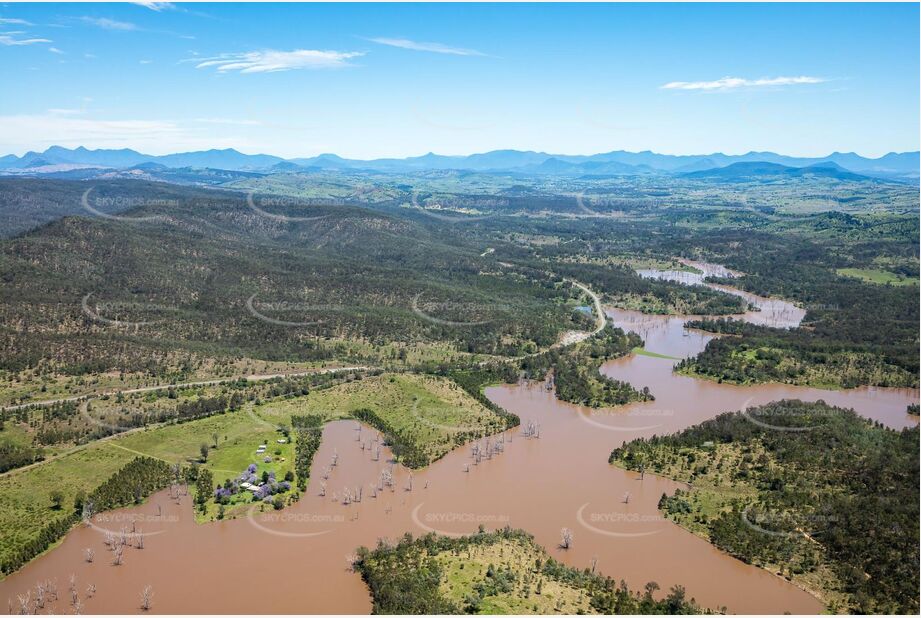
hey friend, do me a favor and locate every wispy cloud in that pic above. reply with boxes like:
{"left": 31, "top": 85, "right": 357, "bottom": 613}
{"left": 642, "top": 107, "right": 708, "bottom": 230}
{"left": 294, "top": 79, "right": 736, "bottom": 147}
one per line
{"left": 0, "top": 17, "right": 32, "bottom": 26}
{"left": 47, "top": 108, "right": 84, "bottom": 115}
{"left": 131, "top": 1, "right": 175, "bottom": 10}
{"left": 369, "top": 37, "right": 484, "bottom": 56}
{"left": 48, "top": 46, "right": 64, "bottom": 54}
{"left": 194, "top": 117, "right": 263, "bottom": 126}
{"left": 192, "top": 49, "right": 363, "bottom": 73}
{"left": 661, "top": 76, "right": 826, "bottom": 91}
{"left": 0, "top": 33, "right": 52, "bottom": 46}
{"left": 80, "top": 17, "right": 138, "bottom": 31}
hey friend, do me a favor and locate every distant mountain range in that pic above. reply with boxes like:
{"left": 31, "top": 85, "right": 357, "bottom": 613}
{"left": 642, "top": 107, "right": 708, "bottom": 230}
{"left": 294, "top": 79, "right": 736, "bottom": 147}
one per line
{"left": 1, "top": 146, "right": 917, "bottom": 181}
{"left": 683, "top": 161, "right": 876, "bottom": 182}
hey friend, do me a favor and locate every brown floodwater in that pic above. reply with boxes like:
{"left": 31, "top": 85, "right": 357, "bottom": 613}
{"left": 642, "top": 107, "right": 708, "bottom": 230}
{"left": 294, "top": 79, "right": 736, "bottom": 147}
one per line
{"left": 1, "top": 264, "right": 916, "bottom": 614}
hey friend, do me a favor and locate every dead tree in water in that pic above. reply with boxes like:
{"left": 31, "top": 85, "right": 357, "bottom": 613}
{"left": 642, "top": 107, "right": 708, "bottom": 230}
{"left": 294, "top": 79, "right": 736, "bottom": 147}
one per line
{"left": 83, "top": 548, "right": 95, "bottom": 563}
{"left": 372, "top": 447, "right": 381, "bottom": 461}
{"left": 112, "top": 545, "right": 124, "bottom": 566}
{"left": 140, "top": 585, "right": 153, "bottom": 611}
{"left": 560, "top": 528, "right": 573, "bottom": 550}
{"left": 319, "top": 481, "right": 327, "bottom": 497}
{"left": 622, "top": 491, "right": 631, "bottom": 504}
{"left": 16, "top": 591, "right": 30, "bottom": 615}
{"left": 86, "top": 584, "right": 96, "bottom": 599}
{"left": 33, "top": 582, "right": 45, "bottom": 610}
{"left": 46, "top": 580, "right": 58, "bottom": 603}
{"left": 68, "top": 574, "right": 79, "bottom": 606}
{"left": 591, "top": 556, "right": 598, "bottom": 574}
{"left": 345, "top": 554, "right": 358, "bottom": 572}
{"left": 405, "top": 472, "right": 414, "bottom": 492}
{"left": 522, "top": 420, "right": 541, "bottom": 439}
{"left": 381, "top": 467, "right": 394, "bottom": 489}
{"left": 331, "top": 449, "right": 339, "bottom": 467}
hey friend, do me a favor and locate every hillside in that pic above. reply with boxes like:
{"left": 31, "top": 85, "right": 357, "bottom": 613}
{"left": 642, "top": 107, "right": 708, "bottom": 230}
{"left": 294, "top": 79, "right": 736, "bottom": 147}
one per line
{"left": 683, "top": 161, "right": 876, "bottom": 182}
{"left": 0, "top": 182, "right": 582, "bottom": 378}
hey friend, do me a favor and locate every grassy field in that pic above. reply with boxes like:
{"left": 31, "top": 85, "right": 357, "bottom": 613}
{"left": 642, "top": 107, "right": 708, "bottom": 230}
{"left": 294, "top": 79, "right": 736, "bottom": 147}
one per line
{"left": 0, "top": 444, "right": 137, "bottom": 573}
{"left": 836, "top": 268, "right": 918, "bottom": 287}
{"left": 354, "top": 527, "right": 704, "bottom": 614}
{"left": 258, "top": 373, "right": 506, "bottom": 464}
{"left": 631, "top": 347, "right": 680, "bottom": 360}
{"left": 0, "top": 372, "right": 502, "bottom": 572}
{"left": 436, "top": 536, "right": 593, "bottom": 614}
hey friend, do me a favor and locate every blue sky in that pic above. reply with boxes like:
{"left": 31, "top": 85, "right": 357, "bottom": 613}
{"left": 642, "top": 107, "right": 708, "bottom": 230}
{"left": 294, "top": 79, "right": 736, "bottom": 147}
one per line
{"left": 1, "top": 2, "right": 918, "bottom": 158}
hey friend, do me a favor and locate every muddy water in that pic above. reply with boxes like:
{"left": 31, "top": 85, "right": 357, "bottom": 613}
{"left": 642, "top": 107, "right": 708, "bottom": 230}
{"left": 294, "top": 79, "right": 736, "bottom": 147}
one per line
{"left": 636, "top": 259, "right": 805, "bottom": 329}
{"left": 1, "top": 264, "right": 916, "bottom": 614}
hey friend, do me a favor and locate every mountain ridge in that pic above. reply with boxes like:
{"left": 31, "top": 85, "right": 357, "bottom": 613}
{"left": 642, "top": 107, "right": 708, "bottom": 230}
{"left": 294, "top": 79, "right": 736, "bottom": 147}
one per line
{"left": 1, "top": 145, "right": 917, "bottom": 179}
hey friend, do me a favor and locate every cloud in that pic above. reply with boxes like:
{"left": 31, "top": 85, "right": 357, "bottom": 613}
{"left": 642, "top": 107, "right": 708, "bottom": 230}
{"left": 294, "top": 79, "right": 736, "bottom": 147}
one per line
{"left": 80, "top": 17, "right": 138, "bottom": 31}
{"left": 0, "top": 17, "right": 32, "bottom": 25}
{"left": 49, "top": 47, "right": 64, "bottom": 54}
{"left": 131, "top": 1, "right": 175, "bottom": 10}
{"left": 194, "top": 117, "right": 263, "bottom": 126}
{"left": 661, "top": 76, "right": 826, "bottom": 91}
{"left": 192, "top": 49, "right": 363, "bottom": 73}
{"left": 369, "top": 37, "right": 484, "bottom": 56}
{"left": 0, "top": 33, "right": 52, "bottom": 46}
{"left": 0, "top": 113, "right": 245, "bottom": 154}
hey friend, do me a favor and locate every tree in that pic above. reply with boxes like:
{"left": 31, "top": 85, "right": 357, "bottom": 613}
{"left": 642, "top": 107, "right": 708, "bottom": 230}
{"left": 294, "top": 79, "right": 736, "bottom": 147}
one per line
{"left": 560, "top": 527, "right": 573, "bottom": 549}
{"left": 195, "top": 468, "right": 213, "bottom": 510}
{"left": 199, "top": 443, "right": 209, "bottom": 462}
{"left": 73, "top": 489, "right": 87, "bottom": 513}
{"left": 49, "top": 490, "right": 64, "bottom": 510}
{"left": 140, "top": 585, "right": 153, "bottom": 611}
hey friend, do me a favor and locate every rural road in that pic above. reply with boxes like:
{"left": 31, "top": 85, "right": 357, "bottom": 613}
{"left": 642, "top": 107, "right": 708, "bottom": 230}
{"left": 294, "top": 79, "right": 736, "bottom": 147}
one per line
{"left": 0, "top": 366, "right": 372, "bottom": 413}
{"left": 0, "top": 366, "right": 371, "bottom": 478}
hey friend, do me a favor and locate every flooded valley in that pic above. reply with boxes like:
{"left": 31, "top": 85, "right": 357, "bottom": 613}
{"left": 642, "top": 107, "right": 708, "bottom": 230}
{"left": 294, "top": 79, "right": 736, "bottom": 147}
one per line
{"left": 0, "top": 264, "right": 916, "bottom": 615}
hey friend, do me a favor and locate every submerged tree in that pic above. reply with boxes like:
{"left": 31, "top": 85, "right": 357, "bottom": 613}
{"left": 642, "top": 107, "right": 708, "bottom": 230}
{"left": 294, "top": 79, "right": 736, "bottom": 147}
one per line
{"left": 140, "top": 585, "right": 153, "bottom": 611}
{"left": 560, "top": 527, "right": 573, "bottom": 549}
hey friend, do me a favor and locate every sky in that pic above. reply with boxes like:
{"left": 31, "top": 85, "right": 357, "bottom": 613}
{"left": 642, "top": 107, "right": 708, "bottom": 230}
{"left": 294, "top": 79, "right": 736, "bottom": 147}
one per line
{"left": 0, "top": 2, "right": 918, "bottom": 159}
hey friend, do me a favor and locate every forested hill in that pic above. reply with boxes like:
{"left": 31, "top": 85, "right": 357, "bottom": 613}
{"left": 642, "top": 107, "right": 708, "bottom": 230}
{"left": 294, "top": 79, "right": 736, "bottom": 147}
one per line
{"left": 610, "top": 400, "right": 919, "bottom": 613}
{"left": 0, "top": 178, "right": 239, "bottom": 238}
{"left": 0, "top": 182, "right": 582, "bottom": 375}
